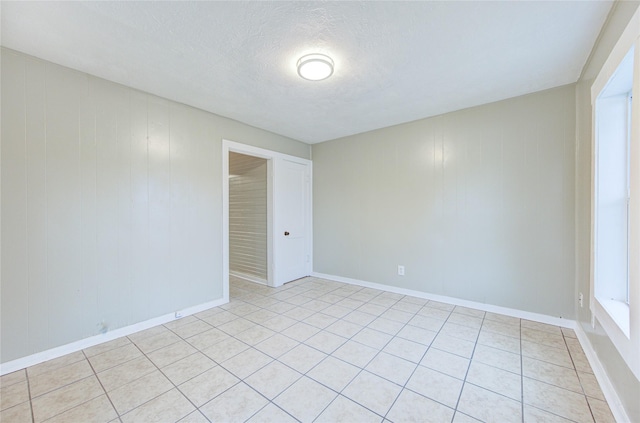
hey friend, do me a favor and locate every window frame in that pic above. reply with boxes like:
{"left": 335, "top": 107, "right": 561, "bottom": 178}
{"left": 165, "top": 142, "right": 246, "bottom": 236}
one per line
{"left": 591, "top": 7, "right": 640, "bottom": 380}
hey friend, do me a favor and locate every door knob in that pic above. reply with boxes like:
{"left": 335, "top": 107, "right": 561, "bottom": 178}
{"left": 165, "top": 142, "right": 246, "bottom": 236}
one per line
{"left": 284, "top": 231, "right": 290, "bottom": 236}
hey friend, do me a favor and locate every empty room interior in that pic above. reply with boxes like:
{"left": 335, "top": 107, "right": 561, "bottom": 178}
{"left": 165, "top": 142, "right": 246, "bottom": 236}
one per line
{"left": 2, "top": 1, "right": 640, "bottom": 422}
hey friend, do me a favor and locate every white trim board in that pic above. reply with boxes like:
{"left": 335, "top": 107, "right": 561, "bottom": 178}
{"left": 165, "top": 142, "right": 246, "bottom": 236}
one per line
{"left": 313, "top": 271, "right": 630, "bottom": 421}
{"left": 312, "top": 272, "right": 574, "bottom": 328}
{"left": 0, "top": 297, "right": 227, "bottom": 376}
{"left": 574, "top": 323, "right": 631, "bottom": 423}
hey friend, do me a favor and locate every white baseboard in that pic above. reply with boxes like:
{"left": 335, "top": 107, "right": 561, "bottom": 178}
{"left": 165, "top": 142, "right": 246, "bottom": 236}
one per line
{"left": 312, "top": 272, "right": 574, "bottom": 328}
{"left": 574, "top": 323, "right": 630, "bottom": 423}
{"left": 0, "top": 297, "right": 228, "bottom": 376}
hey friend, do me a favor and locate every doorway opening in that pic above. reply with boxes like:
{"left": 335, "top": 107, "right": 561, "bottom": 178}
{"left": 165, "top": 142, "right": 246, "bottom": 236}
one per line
{"left": 222, "top": 140, "right": 313, "bottom": 303}
{"left": 229, "top": 152, "right": 269, "bottom": 285}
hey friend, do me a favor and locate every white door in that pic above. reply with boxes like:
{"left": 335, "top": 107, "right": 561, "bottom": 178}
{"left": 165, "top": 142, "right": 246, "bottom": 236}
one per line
{"left": 274, "top": 158, "right": 311, "bottom": 286}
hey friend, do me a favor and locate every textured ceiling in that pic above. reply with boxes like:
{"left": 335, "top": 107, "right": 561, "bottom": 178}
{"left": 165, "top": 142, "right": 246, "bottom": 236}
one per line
{"left": 1, "top": 1, "right": 612, "bottom": 144}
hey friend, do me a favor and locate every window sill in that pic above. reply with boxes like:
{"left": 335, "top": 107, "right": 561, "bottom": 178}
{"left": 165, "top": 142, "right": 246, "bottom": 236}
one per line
{"left": 596, "top": 297, "right": 630, "bottom": 338}
{"left": 591, "top": 297, "right": 638, "bottom": 379}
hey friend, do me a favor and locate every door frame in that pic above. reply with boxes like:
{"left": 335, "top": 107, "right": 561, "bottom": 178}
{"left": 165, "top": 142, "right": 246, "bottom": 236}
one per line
{"left": 222, "top": 139, "right": 312, "bottom": 301}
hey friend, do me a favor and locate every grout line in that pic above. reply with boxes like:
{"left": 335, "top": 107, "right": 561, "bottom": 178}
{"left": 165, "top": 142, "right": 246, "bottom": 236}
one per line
{"left": 21, "top": 355, "right": 107, "bottom": 422}
{"left": 25, "top": 368, "right": 35, "bottom": 423}
{"left": 81, "top": 350, "right": 119, "bottom": 419}
{"left": 559, "top": 331, "right": 600, "bottom": 423}
{"left": 122, "top": 344, "right": 167, "bottom": 410}
{"left": 303, "top": 312, "right": 400, "bottom": 419}
{"left": 123, "top": 339, "right": 199, "bottom": 421}
{"left": 450, "top": 307, "right": 486, "bottom": 422}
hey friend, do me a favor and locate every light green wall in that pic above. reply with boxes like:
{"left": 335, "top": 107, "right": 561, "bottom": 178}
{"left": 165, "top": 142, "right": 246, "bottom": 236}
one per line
{"left": 0, "top": 47, "right": 310, "bottom": 363}
{"left": 575, "top": 2, "right": 640, "bottom": 420}
{"left": 313, "top": 84, "right": 576, "bottom": 319}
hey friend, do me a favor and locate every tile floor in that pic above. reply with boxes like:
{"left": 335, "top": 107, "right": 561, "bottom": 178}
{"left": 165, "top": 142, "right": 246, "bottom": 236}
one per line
{"left": 0, "top": 276, "right": 615, "bottom": 423}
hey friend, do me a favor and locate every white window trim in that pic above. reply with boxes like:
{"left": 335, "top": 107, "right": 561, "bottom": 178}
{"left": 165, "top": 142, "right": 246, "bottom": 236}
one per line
{"left": 591, "top": 7, "right": 640, "bottom": 380}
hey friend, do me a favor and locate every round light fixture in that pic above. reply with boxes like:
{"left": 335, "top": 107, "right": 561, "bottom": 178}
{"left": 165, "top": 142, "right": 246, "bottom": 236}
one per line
{"left": 297, "top": 53, "right": 334, "bottom": 81}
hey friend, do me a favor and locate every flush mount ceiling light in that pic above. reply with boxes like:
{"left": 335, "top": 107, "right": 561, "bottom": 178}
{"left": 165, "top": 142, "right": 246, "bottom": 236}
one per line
{"left": 297, "top": 53, "right": 334, "bottom": 81}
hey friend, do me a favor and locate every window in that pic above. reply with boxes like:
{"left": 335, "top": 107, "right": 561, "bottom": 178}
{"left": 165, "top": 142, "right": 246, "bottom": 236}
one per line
{"left": 591, "top": 8, "right": 640, "bottom": 379}
{"left": 594, "top": 47, "right": 633, "bottom": 334}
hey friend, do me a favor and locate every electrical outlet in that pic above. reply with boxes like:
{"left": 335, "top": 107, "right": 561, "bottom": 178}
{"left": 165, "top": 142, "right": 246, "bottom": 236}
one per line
{"left": 579, "top": 293, "right": 584, "bottom": 308}
{"left": 398, "top": 265, "right": 405, "bottom": 276}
